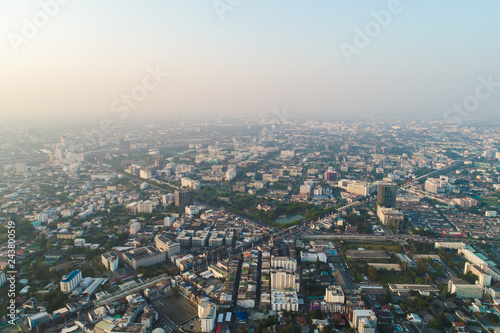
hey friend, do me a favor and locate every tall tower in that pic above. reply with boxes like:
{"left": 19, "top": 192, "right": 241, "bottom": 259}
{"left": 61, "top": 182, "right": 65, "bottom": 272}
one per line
{"left": 377, "top": 183, "right": 397, "bottom": 208}
{"left": 175, "top": 189, "right": 193, "bottom": 207}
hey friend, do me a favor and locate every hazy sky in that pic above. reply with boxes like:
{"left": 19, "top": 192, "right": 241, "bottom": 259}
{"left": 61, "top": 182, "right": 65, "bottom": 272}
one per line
{"left": 1, "top": 1, "right": 499, "bottom": 122}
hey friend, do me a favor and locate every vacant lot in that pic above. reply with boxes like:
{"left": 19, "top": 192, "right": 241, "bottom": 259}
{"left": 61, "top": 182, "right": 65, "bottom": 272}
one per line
{"left": 152, "top": 294, "right": 198, "bottom": 325}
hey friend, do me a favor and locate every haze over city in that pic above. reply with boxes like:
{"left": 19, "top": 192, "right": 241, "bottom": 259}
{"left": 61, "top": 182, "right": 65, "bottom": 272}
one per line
{"left": 2, "top": 2, "right": 500, "bottom": 333}
{"left": 1, "top": 1, "right": 500, "bottom": 122}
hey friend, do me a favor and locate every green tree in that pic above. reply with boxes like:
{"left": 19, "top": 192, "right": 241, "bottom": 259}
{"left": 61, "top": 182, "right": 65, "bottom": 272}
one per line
{"left": 368, "top": 266, "right": 378, "bottom": 281}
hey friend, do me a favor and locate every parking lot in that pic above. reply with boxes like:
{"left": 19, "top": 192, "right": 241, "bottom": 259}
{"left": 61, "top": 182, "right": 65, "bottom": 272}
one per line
{"left": 152, "top": 294, "right": 198, "bottom": 326}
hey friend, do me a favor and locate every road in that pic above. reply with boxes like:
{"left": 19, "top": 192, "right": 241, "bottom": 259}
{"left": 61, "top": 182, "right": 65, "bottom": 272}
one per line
{"left": 94, "top": 274, "right": 170, "bottom": 307}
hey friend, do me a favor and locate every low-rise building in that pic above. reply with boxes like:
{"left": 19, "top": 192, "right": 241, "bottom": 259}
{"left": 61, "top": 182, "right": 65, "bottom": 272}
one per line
{"left": 448, "top": 278, "right": 483, "bottom": 298}
{"left": 121, "top": 247, "right": 166, "bottom": 270}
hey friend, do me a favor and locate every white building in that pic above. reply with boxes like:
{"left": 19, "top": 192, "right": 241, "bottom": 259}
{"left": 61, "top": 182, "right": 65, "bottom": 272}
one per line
{"left": 322, "top": 285, "right": 346, "bottom": 313}
{"left": 130, "top": 221, "right": 141, "bottom": 235}
{"left": 198, "top": 302, "right": 217, "bottom": 332}
{"left": 225, "top": 168, "right": 237, "bottom": 181}
{"left": 164, "top": 216, "right": 175, "bottom": 227}
{"left": 122, "top": 246, "right": 166, "bottom": 270}
{"left": 138, "top": 201, "right": 153, "bottom": 214}
{"left": 271, "top": 290, "right": 299, "bottom": 312}
{"left": 154, "top": 235, "right": 181, "bottom": 258}
{"left": 448, "top": 279, "right": 483, "bottom": 298}
{"left": 271, "top": 256, "right": 297, "bottom": 272}
{"left": 181, "top": 178, "right": 200, "bottom": 190}
{"left": 324, "top": 285, "right": 345, "bottom": 303}
{"left": 347, "top": 182, "right": 377, "bottom": 197}
{"left": 271, "top": 270, "right": 300, "bottom": 290}
{"left": 459, "top": 249, "right": 488, "bottom": 270}
{"left": 352, "top": 310, "right": 377, "bottom": 333}
{"left": 140, "top": 170, "right": 152, "bottom": 179}
{"left": 185, "top": 205, "right": 200, "bottom": 216}
{"left": 280, "top": 150, "right": 295, "bottom": 158}
{"left": 435, "top": 242, "right": 466, "bottom": 250}
{"left": 464, "top": 262, "right": 491, "bottom": 288}
{"left": 300, "top": 251, "right": 327, "bottom": 263}
{"left": 61, "top": 270, "right": 82, "bottom": 293}
{"left": 299, "top": 184, "right": 312, "bottom": 195}
{"left": 101, "top": 252, "right": 119, "bottom": 272}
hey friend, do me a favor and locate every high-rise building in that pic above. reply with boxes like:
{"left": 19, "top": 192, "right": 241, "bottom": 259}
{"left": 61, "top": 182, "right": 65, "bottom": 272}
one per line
{"left": 60, "top": 136, "right": 66, "bottom": 147}
{"left": 175, "top": 189, "right": 193, "bottom": 207}
{"left": 60, "top": 270, "right": 82, "bottom": 293}
{"left": 377, "top": 183, "right": 397, "bottom": 208}
{"left": 270, "top": 270, "right": 300, "bottom": 290}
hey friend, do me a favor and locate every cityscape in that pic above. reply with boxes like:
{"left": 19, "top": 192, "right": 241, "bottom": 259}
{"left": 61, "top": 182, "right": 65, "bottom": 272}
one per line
{"left": 1, "top": 1, "right": 500, "bottom": 333}
{"left": 1, "top": 118, "right": 500, "bottom": 333}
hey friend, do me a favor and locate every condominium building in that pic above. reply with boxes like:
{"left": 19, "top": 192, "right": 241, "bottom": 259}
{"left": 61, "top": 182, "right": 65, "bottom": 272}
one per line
{"left": 271, "top": 290, "right": 299, "bottom": 312}
{"left": 322, "top": 285, "right": 346, "bottom": 313}
{"left": 270, "top": 270, "right": 300, "bottom": 290}
{"left": 61, "top": 270, "right": 82, "bottom": 293}
{"left": 199, "top": 302, "right": 217, "bottom": 332}
{"left": 271, "top": 256, "right": 297, "bottom": 272}
{"left": 377, "top": 183, "right": 397, "bottom": 208}
{"left": 175, "top": 190, "right": 193, "bottom": 207}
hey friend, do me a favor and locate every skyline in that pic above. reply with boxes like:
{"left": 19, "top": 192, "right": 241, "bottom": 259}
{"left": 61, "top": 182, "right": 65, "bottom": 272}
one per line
{"left": 1, "top": 1, "right": 500, "bottom": 122}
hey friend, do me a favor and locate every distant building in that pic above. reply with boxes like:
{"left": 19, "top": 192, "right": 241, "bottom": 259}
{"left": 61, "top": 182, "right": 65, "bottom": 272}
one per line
{"left": 435, "top": 242, "right": 466, "bottom": 250}
{"left": 130, "top": 221, "right": 141, "bottom": 235}
{"left": 377, "top": 183, "right": 397, "bottom": 208}
{"left": 164, "top": 216, "right": 175, "bottom": 227}
{"left": 452, "top": 197, "right": 478, "bottom": 208}
{"left": 175, "top": 189, "right": 193, "bottom": 207}
{"left": 324, "top": 170, "right": 339, "bottom": 182}
{"left": 140, "top": 170, "right": 152, "bottom": 179}
{"left": 347, "top": 182, "right": 377, "bottom": 197}
{"left": 181, "top": 178, "right": 200, "bottom": 190}
{"left": 61, "top": 270, "right": 82, "bottom": 293}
